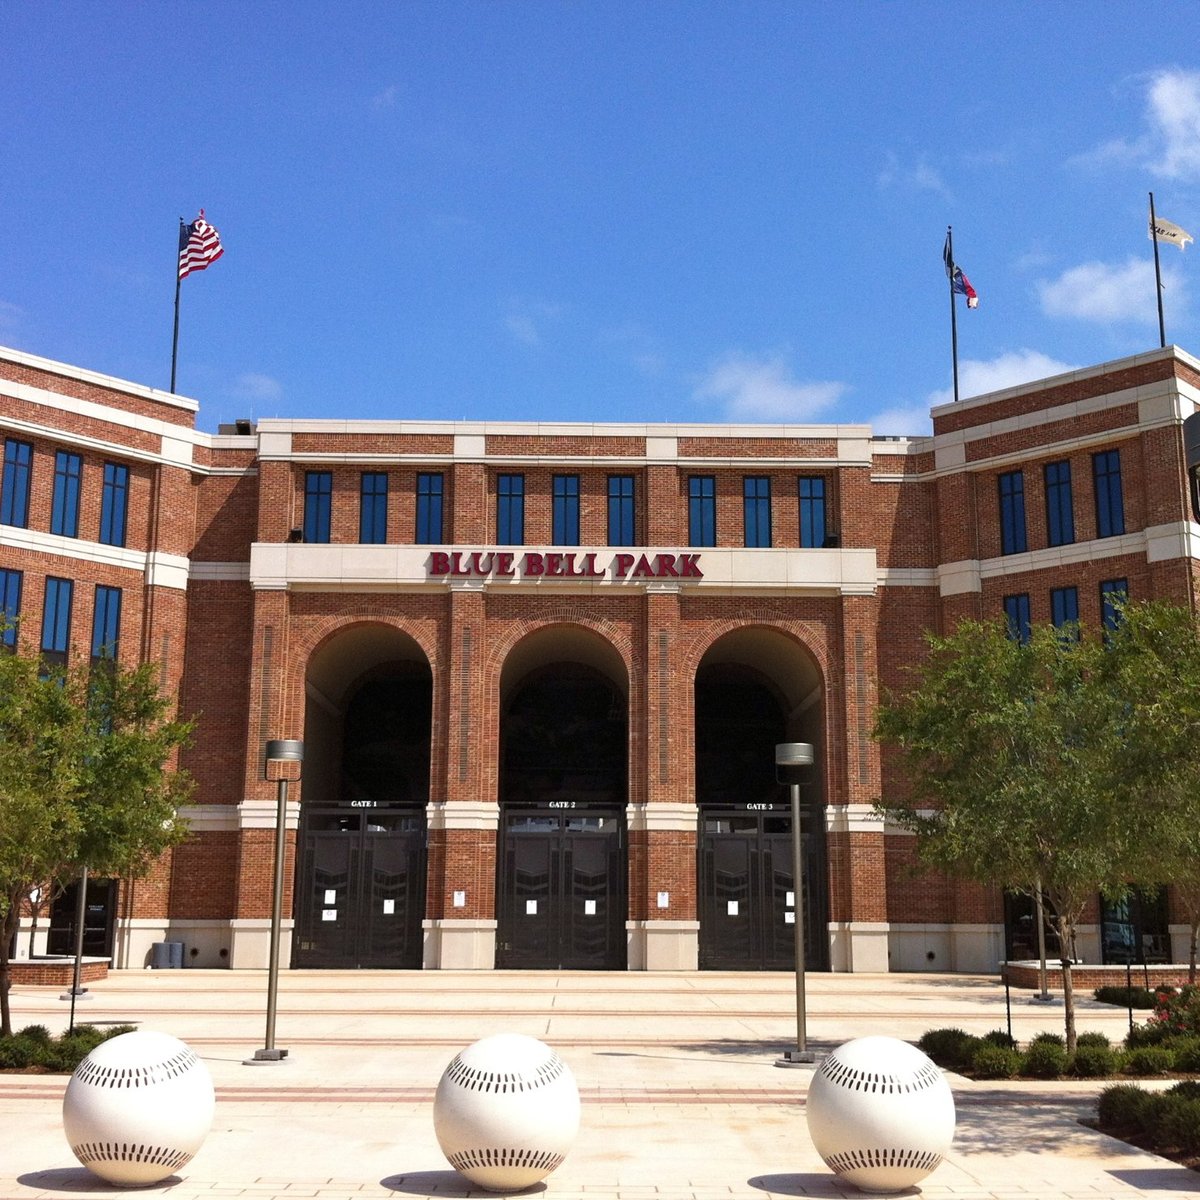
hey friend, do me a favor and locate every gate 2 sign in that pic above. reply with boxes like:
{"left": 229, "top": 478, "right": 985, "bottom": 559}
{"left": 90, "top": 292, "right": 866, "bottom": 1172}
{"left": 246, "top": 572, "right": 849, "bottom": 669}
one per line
{"left": 428, "top": 550, "right": 703, "bottom": 581}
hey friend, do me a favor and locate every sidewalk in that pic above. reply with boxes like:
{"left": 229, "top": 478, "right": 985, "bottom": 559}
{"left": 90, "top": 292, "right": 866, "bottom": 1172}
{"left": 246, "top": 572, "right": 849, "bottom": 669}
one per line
{"left": 1, "top": 970, "right": 1195, "bottom": 1199}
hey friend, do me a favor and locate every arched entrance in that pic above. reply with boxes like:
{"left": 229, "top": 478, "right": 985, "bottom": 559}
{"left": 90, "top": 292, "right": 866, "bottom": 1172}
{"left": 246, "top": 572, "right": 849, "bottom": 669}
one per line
{"left": 496, "top": 628, "right": 628, "bottom": 969}
{"left": 294, "top": 625, "right": 432, "bottom": 968}
{"left": 695, "top": 629, "right": 828, "bottom": 971}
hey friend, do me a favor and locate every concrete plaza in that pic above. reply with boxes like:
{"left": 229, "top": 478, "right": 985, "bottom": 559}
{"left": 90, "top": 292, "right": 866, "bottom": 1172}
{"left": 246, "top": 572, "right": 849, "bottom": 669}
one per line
{"left": 0, "top": 969, "right": 1195, "bottom": 1199}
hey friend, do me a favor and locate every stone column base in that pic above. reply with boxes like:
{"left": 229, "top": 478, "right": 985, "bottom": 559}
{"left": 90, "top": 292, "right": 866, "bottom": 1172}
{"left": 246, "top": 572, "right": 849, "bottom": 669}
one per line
{"left": 626, "top": 920, "right": 700, "bottom": 970}
{"left": 828, "top": 921, "right": 890, "bottom": 972}
{"left": 228, "top": 919, "right": 295, "bottom": 969}
{"left": 423, "top": 918, "right": 498, "bottom": 969}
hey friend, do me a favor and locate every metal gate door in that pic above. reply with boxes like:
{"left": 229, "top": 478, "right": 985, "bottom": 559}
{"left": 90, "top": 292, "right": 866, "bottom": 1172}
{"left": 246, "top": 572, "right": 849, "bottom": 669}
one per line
{"left": 496, "top": 808, "right": 626, "bottom": 969}
{"left": 293, "top": 807, "right": 426, "bottom": 968}
{"left": 698, "top": 807, "right": 826, "bottom": 970}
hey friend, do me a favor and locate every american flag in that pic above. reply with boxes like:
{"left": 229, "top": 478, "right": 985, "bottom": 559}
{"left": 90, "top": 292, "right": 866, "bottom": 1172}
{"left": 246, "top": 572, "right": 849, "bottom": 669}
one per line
{"left": 178, "top": 211, "right": 224, "bottom": 280}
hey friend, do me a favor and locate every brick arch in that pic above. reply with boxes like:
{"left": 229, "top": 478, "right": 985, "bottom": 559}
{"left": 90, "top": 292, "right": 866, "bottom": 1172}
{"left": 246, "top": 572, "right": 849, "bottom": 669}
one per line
{"left": 683, "top": 617, "right": 830, "bottom": 689}
{"left": 485, "top": 614, "right": 635, "bottom": 684}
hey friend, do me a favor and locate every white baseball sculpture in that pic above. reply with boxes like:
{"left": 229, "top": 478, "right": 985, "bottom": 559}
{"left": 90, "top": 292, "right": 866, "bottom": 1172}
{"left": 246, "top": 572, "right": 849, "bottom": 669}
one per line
{"left": 62, "top": 1030, "right": 215, "bottom": 1186}
{"left": 433, "top": 1033, "right": 580, "bottom": 1191}
{"left": 805, "top": 1035, "right": 955, "bottom": 1194}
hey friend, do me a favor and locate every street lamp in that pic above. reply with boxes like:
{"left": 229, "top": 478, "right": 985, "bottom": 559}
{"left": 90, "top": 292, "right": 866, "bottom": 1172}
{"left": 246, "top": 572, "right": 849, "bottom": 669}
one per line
{"left": 774, "top": 741, "right": 816, "bottom": 1067}
{"left": 246, "top": 737, "right": 303, "bottom": 1065}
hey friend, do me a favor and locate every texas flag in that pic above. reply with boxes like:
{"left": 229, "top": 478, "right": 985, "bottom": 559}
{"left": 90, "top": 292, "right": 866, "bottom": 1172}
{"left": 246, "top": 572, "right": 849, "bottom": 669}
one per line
{"left": 943, "top": 234, "right": 979, "bottom": 308}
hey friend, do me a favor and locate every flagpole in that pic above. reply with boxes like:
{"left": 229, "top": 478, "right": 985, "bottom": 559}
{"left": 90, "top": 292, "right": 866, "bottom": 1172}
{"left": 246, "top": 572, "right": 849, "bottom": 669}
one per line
{"left": 947, "top": 225, "right": 960, "bottom": 403}
{"left": 170, "top": 218, "right": 184, "bottom": 393}
{"left": 1149, "top": 192, "right": 1166, "bottom": 349}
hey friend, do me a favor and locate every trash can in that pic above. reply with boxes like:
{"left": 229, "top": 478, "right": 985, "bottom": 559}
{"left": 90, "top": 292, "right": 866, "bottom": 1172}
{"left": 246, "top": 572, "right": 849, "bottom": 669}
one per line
{"left": 167, "top": 941, "right": 184, "bottom": 969}
{"left": 150, "top": 941, "right": 185, "bottom": 969}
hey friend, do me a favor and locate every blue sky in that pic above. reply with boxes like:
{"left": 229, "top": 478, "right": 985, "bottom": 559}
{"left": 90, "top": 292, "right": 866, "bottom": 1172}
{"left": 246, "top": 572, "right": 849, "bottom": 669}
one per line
{"left": 2, "top": 3, "right": 1198, "bottom": 435}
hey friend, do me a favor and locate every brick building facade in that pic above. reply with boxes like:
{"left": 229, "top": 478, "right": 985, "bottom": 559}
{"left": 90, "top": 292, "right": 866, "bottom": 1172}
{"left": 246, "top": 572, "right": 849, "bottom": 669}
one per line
{"left": 4, "top": 342, "right": 1197, "bottom": 974}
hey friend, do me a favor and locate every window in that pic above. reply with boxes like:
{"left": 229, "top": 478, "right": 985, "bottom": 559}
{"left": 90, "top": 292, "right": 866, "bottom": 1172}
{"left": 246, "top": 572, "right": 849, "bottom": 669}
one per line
{"left": 1003, "top": 593, "right": 1031, "bottom": 644}
{"left": 1100, "top": 578, "right": 1128, "bottom": 632}
{"left": 99, "top": 462, "right": 129, "bottom": 547}
{"left": 41, "top": 576, "right": 73, "bottom": 668}
{"left": 1, "top": 439, "right": 32, "bottom": 528}
{"left": 1043, "top": 460, "right": 1074, "bottom": 547}
{"left": 91, "top": 585, "right": 122, "bottom": 662}
{"left": 51, "top": 450, "right": 82, "bottom": 538}
{"left": 1093, "top": 449, "right": 1125, "bottom": 538}
{"left": 798, "top": 477, "right": 827, "bottom": 548}
{"left": 607, "top": 475, "right": 635, "bottom": 546}
{"left": 304, "top": 471, "right": 332, "bottom": 543}
{"left": 416, "top": 472, "right": 444, "bottom": 543}
{"left": 0, "top": 568, "right": 21, "bottom": 650}
{"left": 359, "top": 472, "right": 388, "bottom": 544}
{"left": 743, "top": 476, "right": 771, "bottom": 548}
{"left": 1050, "top": 585, "right": 1079, "bottom": 631}
{"left": 553, "top": 475, "right": 580, "bottom": 545}
{"left": 497, "top": 473, "right": 524, "bottom": 544}
{"left": 688, "top": 476, "right": 715, "bottom": 547}
{"left": 998, "top": 470, "right": 1027, "bottom": 555}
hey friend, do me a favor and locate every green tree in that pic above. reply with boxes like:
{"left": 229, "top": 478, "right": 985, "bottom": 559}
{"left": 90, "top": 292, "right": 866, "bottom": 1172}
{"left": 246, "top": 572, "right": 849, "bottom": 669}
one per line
{"left": 873, "top": 605, "right": 1186, "bottom": 1052}
{"left": 0, "top": 653, "right": 191, "bottom": 1037}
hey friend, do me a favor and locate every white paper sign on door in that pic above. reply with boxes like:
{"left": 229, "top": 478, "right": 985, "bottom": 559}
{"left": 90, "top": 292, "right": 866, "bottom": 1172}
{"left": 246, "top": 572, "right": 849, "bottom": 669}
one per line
{"left": 324, "top": 889, "right": 337, "bottom": 904}
{"left": 785, "top": 912, "right": 796, "bottom": 924}
{"left": 383, "top": 899, "right": 395, "bottom": 915}
{"left": 526, "top": 900, "right": 538, "bottom": 915}
{"left": 727, "top": 900, "right": 739, "bottom": 916}
{"left": 322, "top": 909, "right": 337, "bottom": 922}
{"left": 786, "top": 891, "right": 795, "bottom": 907}
{"left": 584, "top": 900, "right": 597, "bottom": 915}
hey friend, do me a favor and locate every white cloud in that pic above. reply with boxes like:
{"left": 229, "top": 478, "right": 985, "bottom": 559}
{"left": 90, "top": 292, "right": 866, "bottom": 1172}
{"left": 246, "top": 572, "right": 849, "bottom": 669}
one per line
{"left": 877, "top": 150, "right": 951, "bottom": 199}
{"left": 503, "top": 299, "right": 564, "bottom": 348}
{"left": 694, "top": 354, "right": 848, "bottom": 421}
{"left": 926, "top": 350, "right": 1079, "bottom": 409}
{"left": 868, "top": 403, "right": 933, "bottom": 437}
{"left": 371, "top": 85, "right": 398, "bottom": 111}
{"left": 230, "top": 372, "right": 283, "bottom": 402}
{"left": 0, "top": 299, "right": 23, "bottom": 331}
{"left": 1037, "top": 256, "right": 1182, "bottom": 323}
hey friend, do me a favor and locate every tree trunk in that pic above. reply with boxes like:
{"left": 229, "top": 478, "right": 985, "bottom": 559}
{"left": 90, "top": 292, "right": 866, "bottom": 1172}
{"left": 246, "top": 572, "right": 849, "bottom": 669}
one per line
{"left": 1056, "top": 916, "right": 1077, "bottom": 1054}
{"left": 0, "top": 903, "right": 17, "bottom": 1038}
{"left": 1190, "top": 921, "right": 1198, "bottom": 986}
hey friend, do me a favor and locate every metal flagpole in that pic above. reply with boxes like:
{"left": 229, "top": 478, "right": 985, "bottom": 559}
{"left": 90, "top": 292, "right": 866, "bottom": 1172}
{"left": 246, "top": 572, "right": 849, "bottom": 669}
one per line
{"left": 946, "top": 226, "right": 960, "bottom": 403}
{"left": 1149, "top": 193, "right": 1167, "bottom": 349}
{"left": 170, "top": 218, "right": 184, "bottom": 392}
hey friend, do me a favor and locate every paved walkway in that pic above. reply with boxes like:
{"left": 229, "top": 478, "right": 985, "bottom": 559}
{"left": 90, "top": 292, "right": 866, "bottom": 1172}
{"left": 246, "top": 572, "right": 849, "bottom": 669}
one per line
{"left": 1, "top": 970, "right": 1195, "bottom": 1199}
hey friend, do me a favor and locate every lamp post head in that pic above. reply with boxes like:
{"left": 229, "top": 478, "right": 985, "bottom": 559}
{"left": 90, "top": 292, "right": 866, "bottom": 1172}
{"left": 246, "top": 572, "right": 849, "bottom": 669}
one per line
{"left": 264, "top": 738, "right": 304, "bottom": 780}
{"left": 775, "top": 741, "right": 815, "bottom": 785}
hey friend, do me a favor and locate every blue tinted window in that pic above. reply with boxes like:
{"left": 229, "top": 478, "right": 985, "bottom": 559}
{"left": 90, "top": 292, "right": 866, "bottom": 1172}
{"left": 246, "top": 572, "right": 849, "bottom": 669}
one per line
{"left": 100, "top": 462, "right": 129, "bottom": 547}
{"left": 553, "top": 475, "right": 580, "bottom": 545}
{"left": 41, "top": 576, "right": 73, "bottom": 665}
{"left": 1051, "top": 586, "right": 1079, "bottom": 631}
{"left": 1093, "top": 450, "right": 1125, "bottom": 538}
{"left": 607, "top": 475, "right": 635, "bottom": 546}
{"left": 743, "top": 476, "right": 771, "bottom": 548}
{"left": 688, "top": 476, "right": 715, "bottom": 547}
{"left": 1100, "top": 578, "right": 1128, "bottom": 632}
{"left": 1, "top": 440, "right": 32, "bottom": 528}
{"left": 304, "top": 471, "right": 332, "bottom": 543}
{"left": 799, "top": 477, "right": 827, "bottom": 548}
{"left": 0, "top": 568, "right": 22, "bottom": 648}
{"left": 1043, "top": 461, "right": 1074, "bottom": 547}
{"left": 91, "top": 585, "right": 122, "bottom": 661}
{"left": 359, "top": 472, "right": 388, "bottom": 544}
{"left": 416, "top": 472, "right": 444, "bottom": 543}
{"left": 998, "top": 471, "right": 1027, "bottom": 555}
{"left": 1003, "top": 593, "right": 1031, "bottom": 644}
{"left": 497, "top": 474, "right": 524, "bottom": 545}
{"left": 51, "top": 451, "right": 82, "bottom": 538}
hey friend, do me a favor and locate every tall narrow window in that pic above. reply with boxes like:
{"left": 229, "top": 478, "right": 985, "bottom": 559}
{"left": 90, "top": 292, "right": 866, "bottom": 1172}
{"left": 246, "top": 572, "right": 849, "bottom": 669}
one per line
{"left": 497, "top": 473, "right": 525, "bottom": 544}
{"left": 304, "top": 471, "right": 332, "bottom": 543}
{"left": 998, "top": 470, "right": 1028, "bottom": 555}
{"left": 416, "top": 472, "right": 444, "bottom": 543}
{"left": 1, "top": 439, "right": 32, "bottom": 528}
{"left": 743, "top": 476, "right": 771, "bottom": 548}
{"left": 553, "top": 475, "right": 580, "bottom": 545}
{"left": 0, "top": 568, "right": 22, "bottom": 650}
{"left": 1051, "top": 585, "right": 1079, "bottom": 631}
{"left": 1093, "top": 449, "right": 1125, "bottom": 538}
{"left": 41, "top": 576, "right": 73, "bottom": 668}
{"left": 91, "top": 585, "right": 122, "bottom": 662}
{"left": 1100, "top": 578, "right": 1129, "bottom": 632}
{"left": 1003, "top": 593, "right": 1032, "bottom": 644}
{"left": 798, "top": 476, "right": 827, "bottom": 548}
{"left": 688, "top": 475, "right": 716, "bottom": 547}
{"left": 359, "top": 472, "right": 388, "bottom": 544}
{"left": 51, "top": 450, "right": 82, "bottom": 538}
{"left": 99, "top": 462, "right": 129, "bottom": 547}
{"left": 1043, "top": 460, "right": 1074, "bottom": 547}
{"left": 607, "top": 474, "right": 635, "bottom": 546}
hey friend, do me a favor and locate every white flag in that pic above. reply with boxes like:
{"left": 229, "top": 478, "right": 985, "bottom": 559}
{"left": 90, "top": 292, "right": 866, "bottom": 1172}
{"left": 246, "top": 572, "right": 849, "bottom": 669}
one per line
{"left": 1150, "top": 213, "right": 1194, "bottom": 251}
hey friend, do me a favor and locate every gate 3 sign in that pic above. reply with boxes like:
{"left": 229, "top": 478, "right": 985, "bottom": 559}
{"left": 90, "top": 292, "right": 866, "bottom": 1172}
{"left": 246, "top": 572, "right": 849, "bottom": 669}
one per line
{"left": 428, "top": 550, "right": 704, "bottom": 581}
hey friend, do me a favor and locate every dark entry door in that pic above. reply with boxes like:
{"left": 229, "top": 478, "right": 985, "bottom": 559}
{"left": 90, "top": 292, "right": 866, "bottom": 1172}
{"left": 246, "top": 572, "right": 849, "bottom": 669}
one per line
{"left": 496, "top": 808, "right": 626, "bottom": 969}
{"left": 293, "top": 807, "right": 426, "bottom": 968}
{"left": 48, "top": 878, "right": 117, "bottom": 958}
{"left": 699, "top": 807, "right": 827, "bottom": 970}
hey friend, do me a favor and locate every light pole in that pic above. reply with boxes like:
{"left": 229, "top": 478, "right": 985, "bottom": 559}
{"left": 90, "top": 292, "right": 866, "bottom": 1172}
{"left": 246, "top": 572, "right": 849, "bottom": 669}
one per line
{"left": 775, "top": 741, "right": 816, "bottom": 1067}
{"left": 246, "top": 737, "right": 303, "bottom": 1065}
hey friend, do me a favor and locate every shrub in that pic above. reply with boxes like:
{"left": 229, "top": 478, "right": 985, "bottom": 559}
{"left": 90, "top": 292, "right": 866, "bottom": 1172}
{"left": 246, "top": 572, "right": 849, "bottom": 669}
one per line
{"left": 1021, "top": 1039, "right": 1068, "bottom": 1079}
{"left": 1137, "top": 1091, "right": 1172, "bottom": 1138}
{"left": 0, "top": 1022, "right": 138, "bottom": 1074}
{"left": 1126, "top": 1021, "right": 1170, "bottom": 1048}
{"left": 1072, "top": 1043, "right": 1119, "bottom": 1078}
{"left": 1144, "top": 985, "right": 1200, "bottom": 1040}
{"left": 981, "top": 1029, "right": 1017, "bottom": 1050}
{"left": 1076, "top": 1030, "right": 1112, "bottom": 1050}
{"left": 0, "top": 1036, "right": 40, "bottom": 1069}
{"left": 917, "top": 1028, "right": 979, "bottom": 1071}
{"left": 971, "top": 1043, "right": 1022, "bottom": 1079}
{"left": 1098, "top": 1083, "right": 1152, "bottom": 1129}
{"left": 1094, "top": 985, "right": 1161, "bottom": 1009}
{"left": 1168, "top": 1080, "right": 1200, "bottom": 1102}
{"left": 1160, "top": 1096, "right": 1200, "bottom": 1155}
{"left": 1125, "top": 1046, "right": 1174, "bottom": 1076}
{"left": 1029, "top": 1031, "right": 1066, "bottom": 1048}
{"left": 1166, "top": 1036, "right": 1200, "bottom": 1073}
{"left": 16, "top": 1024, "right": 52, "bottom": 1044}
